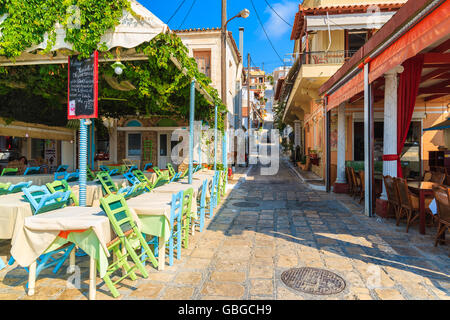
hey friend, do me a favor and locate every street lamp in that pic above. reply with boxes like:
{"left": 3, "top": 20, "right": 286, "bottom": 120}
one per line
{"left": 221, "top": 7, "right": 250, "bottom": 129}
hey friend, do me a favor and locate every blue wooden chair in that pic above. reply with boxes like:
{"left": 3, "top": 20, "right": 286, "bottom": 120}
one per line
{"left": 100, "top": 165, "right": 118, "bottom": 176}
{"left": 167, "top": 190, "right": 184, "bottom": 266}
{"left": 195, "top": 179, "right": 208, "bottom": 232}
{"left": 209, "top": 171, "right": 220, "bottom": 218}
{"left": 124, "top": 171, "right": 141, "bottom": 186}
{"left": 9, "top": 185, "right": 74, "bottom": 286}
{"left": 8, "top": 181, "right": 32, "bottom": 194}
{"left": 64, "top": 171, "right": 79, "bottom": 182}
{"left": 56, "top": 165, "right": 68, "bottom": 173}
{"left": 126, "top": 165, "right": 138, "bottom": 174}
{"left": 54, "top": 171, "right": 66, "bottom": 181}
{"left": 22, "top": 185, "right": 71, "bottom": 215}
{"left": 143, "top": 163, "right": 153, "bottom": 171}
{"left": 118, "top": 182, "right": 146, "bottom": 200}
{"left": 0, "top": 257, "right": 5, "bottom": 271}
{"left": 23, "top": 167, "right": 41, "bottom": 175}
{"left": 169, "top": 171, "right": 182, "bottom": 183}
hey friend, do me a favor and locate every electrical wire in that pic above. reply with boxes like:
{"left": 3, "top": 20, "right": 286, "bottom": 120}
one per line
{"left": 167, "top": 0, "right": 188, "bottom": 25}
{"left": 263, "top": 0, "right": 292, "bottom": 27}
{"left": 250, "top": 0, "right": 284, "bottom": 64}
{"left": 178, "top": 0, "right": 197, "bottom": 29}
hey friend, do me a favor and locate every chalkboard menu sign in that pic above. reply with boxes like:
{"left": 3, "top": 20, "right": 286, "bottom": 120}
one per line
{"left": 67, "top": 51, "right": 98, "bottom": 119}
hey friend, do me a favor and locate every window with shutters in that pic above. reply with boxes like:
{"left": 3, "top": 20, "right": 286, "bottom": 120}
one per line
{"left": 193, "top": 50, "right": 211, "bottom": 78}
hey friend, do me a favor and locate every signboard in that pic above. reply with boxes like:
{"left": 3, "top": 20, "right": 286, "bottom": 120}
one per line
{"left": 67, "top": 51, "right": 98, "bottom": 119}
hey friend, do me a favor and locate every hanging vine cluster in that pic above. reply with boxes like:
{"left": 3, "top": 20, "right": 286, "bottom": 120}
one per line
{"left": 0, "top": 0, "right": 226, "bottom": 131}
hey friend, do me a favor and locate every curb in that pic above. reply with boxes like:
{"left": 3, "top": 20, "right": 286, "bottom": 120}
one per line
{"left": 285, "top": 160, "right": 326, "bottom": 191}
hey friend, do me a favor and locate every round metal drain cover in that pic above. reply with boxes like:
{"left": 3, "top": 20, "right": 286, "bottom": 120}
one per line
{"left": 281, "top": 267, "right": 346, "bottom": 295}
{"left": 232, "top": 202, "right": 260, "bottom": 208}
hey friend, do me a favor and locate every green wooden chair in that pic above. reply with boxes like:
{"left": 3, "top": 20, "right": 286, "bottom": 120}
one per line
{"left": 0, "top": 182, "right": 11, "bottom": 195}
{"left": 181, "top": 188, "right": 194, "bottom": 249}
{"left": 131, "top": 169, "right": 153, "bottom": 191}
{"left": 166, "top": 163, "right": 176, "bottom": 178}
{"left": 96, "top": 171, "right": 118, "bottom": 195}
{"left": 46, "top": 179, "right": 79, "bottom": 206}
{"left": 1, "top": 167, "right": 18, "bottom": 176}
{"left": 152, "top": 166, "right": 164, "bottom": 178}
{"left": 87, "top": 167, "right": 96, "bottom": 181}
{"left": 99, "top": 194, "right": 159, "bottom": 298}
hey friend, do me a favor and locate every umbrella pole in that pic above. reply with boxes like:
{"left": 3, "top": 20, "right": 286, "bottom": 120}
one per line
{"left": 189, "top": 79, "right": 195, "bottom": 184}
{"left": 214, "top": 104, "right": 218, "bottom": 171}
{"left": 79, "top": 119, "right": 88, "bottom": 207}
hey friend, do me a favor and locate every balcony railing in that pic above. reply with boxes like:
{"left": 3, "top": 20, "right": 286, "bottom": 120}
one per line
{"left": 286, "top": 50, "right": 358, "bottom": 66}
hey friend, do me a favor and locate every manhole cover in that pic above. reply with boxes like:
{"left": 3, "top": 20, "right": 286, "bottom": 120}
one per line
{"left": 232, "top": 202, "right": 260, "bottom": 208}
{"left": 281, "top": 267, "right": 346, "bottom": 295}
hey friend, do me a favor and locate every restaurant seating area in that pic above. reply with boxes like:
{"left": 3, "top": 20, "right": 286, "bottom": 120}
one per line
{"left": 344, "top": 163, "right": 449, "bottom": 255}
{"left": 0, "top": 158, "right": 229, "bottom": 299}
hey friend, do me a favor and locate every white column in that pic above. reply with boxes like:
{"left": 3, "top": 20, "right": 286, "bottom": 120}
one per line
{"left": 336, "top": 102, "right": 346, "bottom": 183}
{"left": 381, "top": 66, "right": 404, "bottom": 200}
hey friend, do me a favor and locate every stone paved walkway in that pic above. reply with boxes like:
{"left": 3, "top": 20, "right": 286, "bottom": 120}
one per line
{"left": 0, "top": 161, "right": 449, "bottom": 300}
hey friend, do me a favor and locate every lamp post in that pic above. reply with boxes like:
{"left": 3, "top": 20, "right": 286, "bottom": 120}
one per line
{"left": 221, "top": 7, "right": 250, "bottom": 128}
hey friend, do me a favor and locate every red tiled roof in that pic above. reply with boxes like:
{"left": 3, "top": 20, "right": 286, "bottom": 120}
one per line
{"left": 290, "top": 3, "right": 405, "bottom": 40}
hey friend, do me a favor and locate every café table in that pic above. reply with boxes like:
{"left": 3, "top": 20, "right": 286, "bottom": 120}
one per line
{"left": 126, "top": 191, "right": 195, "bottom": 271}
{"left": 407, "top": 181, "right": 440, "bottom": 235}
{"left": 10, "top": 206, "right": 114, "bottom": 300}
{"left": 0, "top": 174, "right": 54, "bottom": 186}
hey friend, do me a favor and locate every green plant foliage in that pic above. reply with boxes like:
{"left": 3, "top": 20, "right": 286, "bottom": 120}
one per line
{"left": 0, "top": 1, "right": 226, "bottom": 131}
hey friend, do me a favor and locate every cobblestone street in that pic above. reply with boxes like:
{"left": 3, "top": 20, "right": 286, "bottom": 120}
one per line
{"left": 1, "top": 161, "right": 449, "bottom": 300}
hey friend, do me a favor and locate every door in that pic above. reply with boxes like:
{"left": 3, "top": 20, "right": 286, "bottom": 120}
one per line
{"left": 127, "top": 133, "right": 142, "bottom": 161}
{"left": 158, "top": 132, "right": 170, "bottom": 169}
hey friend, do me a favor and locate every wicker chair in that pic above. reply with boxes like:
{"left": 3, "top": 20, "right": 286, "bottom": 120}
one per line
{"left": 349, "top": 167, "right": 360, "bottom": 200}
{"left": 346, "top": 167, "right": 354, "bottom": 196}
{"left": 423, "top": 171, "right": 432, "bottom": 182}
{"left": 383, "top": 175, "right": 400, "bottom": 219}
{"left": 431, "top": 171, "right": 446, "bottom": 184}
{"left": 357, "top": 171, "right": 365, "bottom": 204}
{"left": 432, "top": 186, "right": 450, "bottom": 248}
{"left": 395, "top": 177, "right": 432, "bottom": 233}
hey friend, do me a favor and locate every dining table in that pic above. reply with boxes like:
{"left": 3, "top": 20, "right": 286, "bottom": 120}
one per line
{"left": 10, "top": 205, "right": 116, "bottom": 300}
{"left": 407, "top": 181, "right": 440, "bottom": 235}
{"left": 0, "top": 173, "right": 54, "bottom": 186}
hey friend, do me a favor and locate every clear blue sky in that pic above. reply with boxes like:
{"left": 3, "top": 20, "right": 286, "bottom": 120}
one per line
{"left": 140, "top": 0, "right": 302, "bottom": 74}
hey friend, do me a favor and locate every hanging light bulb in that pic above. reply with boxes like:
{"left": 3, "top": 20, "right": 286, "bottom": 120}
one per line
{"left": 112, "top": 61, "right": 125, "bottom": 75}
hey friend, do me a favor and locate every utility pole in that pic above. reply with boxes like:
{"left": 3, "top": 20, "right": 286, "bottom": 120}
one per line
{"left": 221, "top": 0, "right": 227, "bottom": 129}
{"left": 247, "top": 53, "right": 251, "bottom": 132}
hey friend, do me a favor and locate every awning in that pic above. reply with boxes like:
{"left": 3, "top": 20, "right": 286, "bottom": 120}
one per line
{"left": 0, "top": 0, "right": 168, "bottom": 66}
{"left": 306, "top": 12, "right": 396, "bottom": 31}
{"left": 423, "top": 118, "right": 450, "bottom": 131}
{"left": 26, "top": 0, "right": 168, "bottom": 52}
{"left": 0, "top": 119, "right": 75, "bottom": 141}
{"left": 369, "top": 0, "right": 450, "bottom": 83}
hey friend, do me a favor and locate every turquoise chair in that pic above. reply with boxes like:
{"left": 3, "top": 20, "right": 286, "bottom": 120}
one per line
{"left": 54, "top": 171, "right": 66, "bottom": 181}
{"left": 56, "top": 165, "right": 68, "bottom": 173}
{"left": 144, "top": 191, "right": 183, "bottom": 266}
{"left": 194, "top": 179, "right": 208, "bottom": 232}
{"left": 209, "top": 171, "right": 220, "bottom": 218}
{"left": 100, "top": 165, "right": 119, "bottom": 176}
{"left": 8, "top": 181, "right": 32, "bottom": 194}
{"left": 22, "top": 185, "right": 70, "bottom": 215}
{"left": 64, "top": 171, "right": 79, "bottom": 182}
{"left": 23, "top": 167, "right": 40, "bottom": 175}
{"left": 9, "top": 185, "right": 74, "bottom": 286}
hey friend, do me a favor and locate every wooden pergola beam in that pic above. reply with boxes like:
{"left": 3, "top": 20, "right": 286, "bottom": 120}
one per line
{"left": 421, "top": 69, "right": 450, "bottom": 82}
{"left": 424, "top": 94, "right": 449, "bottom": 102}
{"left": 424, "top": 53, "right": 450, "bottom": 65}
{"left": 432, "top": 39, "right": 450, "bottom": 53}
